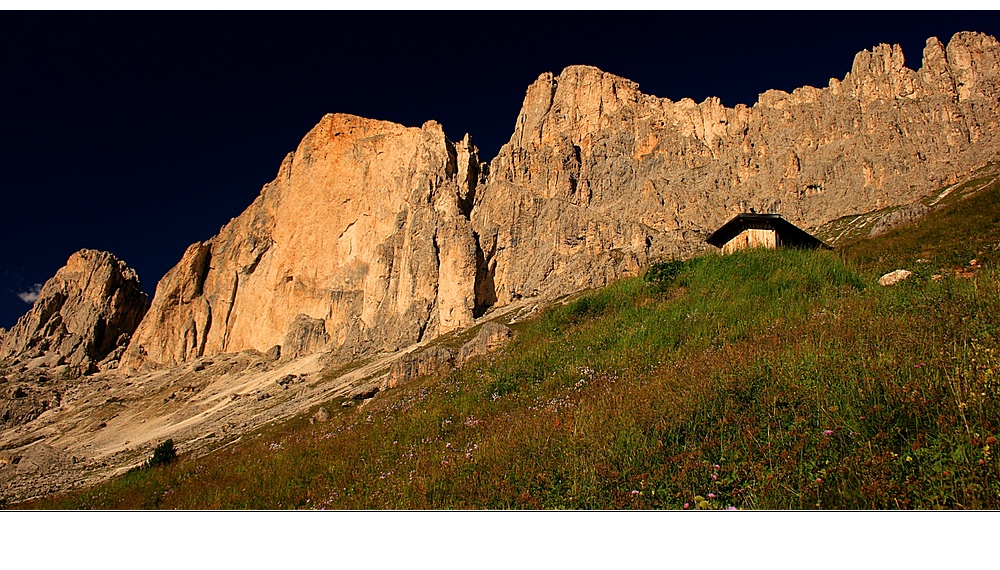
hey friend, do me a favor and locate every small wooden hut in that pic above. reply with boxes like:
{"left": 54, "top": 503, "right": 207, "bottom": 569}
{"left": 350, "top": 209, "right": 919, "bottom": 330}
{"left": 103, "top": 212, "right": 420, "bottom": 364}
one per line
{"left": 706, "top": 213, "right": 829, "bottom": 254}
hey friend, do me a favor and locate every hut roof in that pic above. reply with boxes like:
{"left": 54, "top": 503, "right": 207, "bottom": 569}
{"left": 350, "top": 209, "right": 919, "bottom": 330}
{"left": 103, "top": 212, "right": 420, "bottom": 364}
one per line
{"left": 705, "top": 213, "right": 829, "bottom": 249}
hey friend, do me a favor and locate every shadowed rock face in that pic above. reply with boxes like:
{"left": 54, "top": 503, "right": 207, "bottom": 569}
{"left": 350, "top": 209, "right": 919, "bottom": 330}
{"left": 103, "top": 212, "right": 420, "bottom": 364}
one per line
{"left": 0, "top": 249, "right": 148, "bottom": 372}
{"left": 123, "top": 32, "right": 1000, "bottom": 369}
{"left": 471, "top": 32, "right": 1000, "bottom": 307}
{"left": 122, "top": 114, "right": 486, "bottom": 372}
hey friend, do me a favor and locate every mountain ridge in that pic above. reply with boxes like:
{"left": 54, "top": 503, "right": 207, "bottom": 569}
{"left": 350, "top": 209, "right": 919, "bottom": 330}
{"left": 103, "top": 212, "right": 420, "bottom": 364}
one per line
{"left": 470, "top": 31, "right": 1000, "bottom": 307}
{"left": 10, "top": 29, "right": 1000, "bottom": 380}
{"left": 13, "top": 29, "right": 1000, "bottom": 378}
{"left": 3, "top": 30, "right": 1000, "bottom": 505}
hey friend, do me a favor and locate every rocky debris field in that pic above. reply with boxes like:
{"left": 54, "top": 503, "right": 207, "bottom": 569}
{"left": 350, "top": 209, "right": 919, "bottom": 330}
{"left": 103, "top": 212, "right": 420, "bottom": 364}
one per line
{"left": 0, "top": 306, "right": 519, "bottom": 505}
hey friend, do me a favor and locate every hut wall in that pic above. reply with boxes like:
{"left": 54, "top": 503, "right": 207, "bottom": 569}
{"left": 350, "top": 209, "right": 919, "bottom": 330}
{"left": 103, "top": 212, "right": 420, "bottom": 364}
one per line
{"left": 721, "top": 228, "right": 778, "bottom": 254}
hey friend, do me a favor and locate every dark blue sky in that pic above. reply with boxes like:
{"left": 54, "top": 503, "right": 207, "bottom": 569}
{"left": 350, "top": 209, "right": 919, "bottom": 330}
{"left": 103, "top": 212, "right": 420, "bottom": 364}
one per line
{"left": 2, "top": 11, "right": 999, "bottom": 328}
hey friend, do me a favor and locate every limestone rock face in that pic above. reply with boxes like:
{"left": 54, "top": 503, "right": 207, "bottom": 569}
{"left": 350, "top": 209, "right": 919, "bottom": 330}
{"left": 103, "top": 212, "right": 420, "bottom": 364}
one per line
{"left": 385, "top": 322, "right": 514, "bottom": 389}
{"left": 1, "top": 378, "right": 62, "bottom": 428}
{"left": 0, "top": 249, "right": 148, "bottom": 372}
{"left": 283, "top": 314, "right": 330, "bottom": 360}
{"left": 122, "top": 114, "right": 485, "bottom": 372}
{"left": 457, "top": 322, "right": 513, "bottom": 363}
{"left": 386, "top": 346, "right": 456, "bottom": 389}
{"left": 121, "top": 32, "right": 1000, "bottom": 370}
{"left": 868, "top": 202, "right": 929, "bottom": 238}
{"left": 471, "top": 32, "right": 1000, "bottom": 307}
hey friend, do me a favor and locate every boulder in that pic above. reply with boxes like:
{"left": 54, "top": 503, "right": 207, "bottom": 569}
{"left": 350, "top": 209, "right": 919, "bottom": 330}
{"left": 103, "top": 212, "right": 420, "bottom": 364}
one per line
{"left": 351, "top": 385, "right": 380, "bottom": 401}
{"left": 282, "top": 315, "right": 329, "bottom": 359}
{"left": 458, "top": 322, "right": 513, "bottom": 364}
{"left": 386, "top": 346, "right": 456, "bottom": 389}
{"left": 879, "top": 269, "right": 914, "bottom": 286}
{"left": 264, "top": 345, "right": 281, "bottom": 361}
{"left": 276, "top": 374, "right": 298, "bottom": 387}
{"left": 312, "top": 407, "right": 330, "bottom": 423}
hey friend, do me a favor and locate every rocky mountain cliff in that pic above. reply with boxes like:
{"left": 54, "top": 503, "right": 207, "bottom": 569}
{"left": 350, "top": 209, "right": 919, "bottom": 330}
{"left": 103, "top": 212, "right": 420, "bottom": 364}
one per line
{"left": 4, "top": 30, "right": 1000, "bottom": 505}
{"left": 67, "top": 32, "right": 1000, "bottom": 371}
{"left": 470, "top": 32, "right": 1000, "bottom": 307}
{"left": 0, "top": 249, "right": 147, "bottom": 373}
{"left": 0, "top": 249, "right": 146, "bottom": 431}
{"left": 121, "top": 115, "right": 485, "bottom": 372}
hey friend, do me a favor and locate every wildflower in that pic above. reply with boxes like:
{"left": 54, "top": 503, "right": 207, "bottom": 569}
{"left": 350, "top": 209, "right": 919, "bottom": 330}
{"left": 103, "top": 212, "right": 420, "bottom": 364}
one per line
{"left": 631, "top": 490, "right": 641, "bottom": 495}
{"left": 726, "top": 506, "right": 738, "bottom": 511}
{"left": 906, "top": 456, "right": 912, "bottom": 462}
{"left": 822, "top": 430, "right": 834, "bottom": 436}
{"left": 698, "top": 500, "right": 710, "bottom": 509}
{"left": 683, "top": 503, "right": 690, "bottom": 509}
{"left": 713, "top": 464, "right": 721, "bottom": 470}
{"left": 711, "top": 473, "right": 718, "bottom": 480}
{"left": 816, "top": 477, "right": 822, "bottom": 483}
{"left": 707, "top": 493, "right": 716, "bottom": 499}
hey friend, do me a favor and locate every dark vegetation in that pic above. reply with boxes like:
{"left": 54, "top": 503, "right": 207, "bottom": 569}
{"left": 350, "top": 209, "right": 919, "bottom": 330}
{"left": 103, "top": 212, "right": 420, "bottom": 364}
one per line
{"left": 21, "top": 182, "right": 1000, "bottom": 510}
{"left": 147, "top": 439, "right": 177, "bottom": 469}
{"left": 124, "top": 439, "right": 177, "bottom": 481}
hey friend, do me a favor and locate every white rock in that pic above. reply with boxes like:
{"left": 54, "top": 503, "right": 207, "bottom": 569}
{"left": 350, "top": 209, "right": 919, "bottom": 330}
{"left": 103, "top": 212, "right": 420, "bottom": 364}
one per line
{"left": 879, "top": 269, "right": 913, "bottom": 286}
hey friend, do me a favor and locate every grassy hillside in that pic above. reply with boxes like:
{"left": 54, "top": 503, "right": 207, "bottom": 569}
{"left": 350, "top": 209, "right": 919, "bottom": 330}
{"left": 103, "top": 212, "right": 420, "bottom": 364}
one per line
{"left": 21, "top": 182, "right": 1000, "bottom": 510}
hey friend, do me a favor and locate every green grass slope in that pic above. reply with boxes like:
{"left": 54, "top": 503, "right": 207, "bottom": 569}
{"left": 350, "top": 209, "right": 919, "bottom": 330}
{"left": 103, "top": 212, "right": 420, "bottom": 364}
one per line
{"left": 20, "top": 182, "right": 1000, "bottom": 510}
